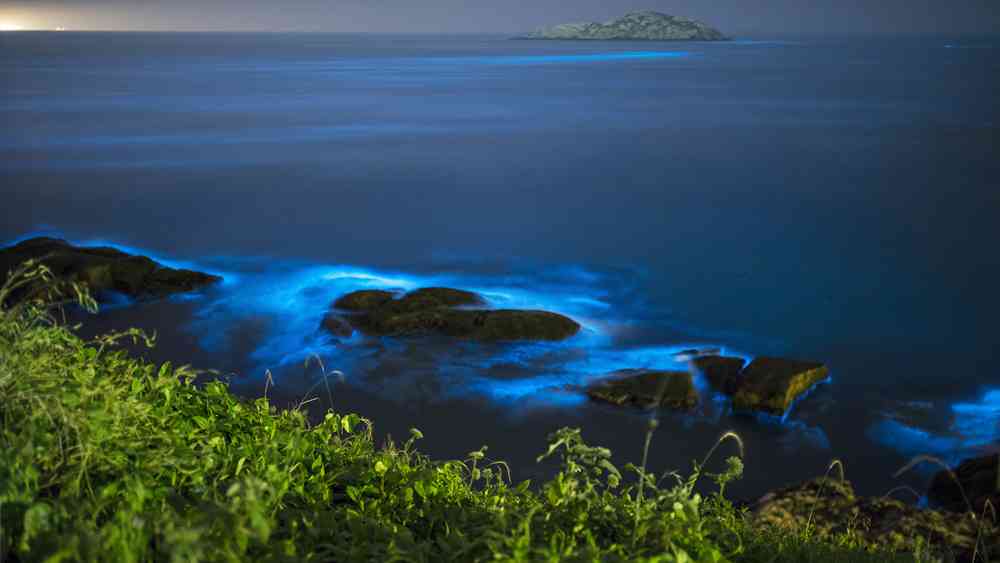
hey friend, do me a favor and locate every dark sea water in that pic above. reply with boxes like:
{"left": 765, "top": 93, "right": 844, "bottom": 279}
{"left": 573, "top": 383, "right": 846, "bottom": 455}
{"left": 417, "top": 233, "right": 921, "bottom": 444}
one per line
{"left": 2, "top": 32, "right": 998, "bottom": 500}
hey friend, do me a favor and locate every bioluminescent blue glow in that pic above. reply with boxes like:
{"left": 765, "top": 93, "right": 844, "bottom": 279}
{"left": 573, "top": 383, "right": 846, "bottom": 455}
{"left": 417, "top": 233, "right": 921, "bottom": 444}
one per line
{"left": 185, "top": 257, "right": 626, "bottom": 376}
{"left": 2, "top": 233, "right": 839, "bottom": 429}
{"left": 426, "top": 51, "right": 691, "bottom": 66}
{"left": 868, "top": 388, "right": 1000, "bottom": 467}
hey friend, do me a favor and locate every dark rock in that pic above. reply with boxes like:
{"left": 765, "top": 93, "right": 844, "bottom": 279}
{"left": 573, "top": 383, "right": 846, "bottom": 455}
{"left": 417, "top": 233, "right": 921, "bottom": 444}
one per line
{"left": 731, "top": 357, "right": 828, "bottom": 416}
{"left": 366, "top": 308, "right": 579, "bottom": 342}
{"left": 518, "top": 11, "right": 727, "bottom": 41}
{"left": 928, "top": 453, "right": 1000, "bottom": 515}
{"left": 0, "top": 237, "right": 221, "bottom": 302}
{"left": 320, "top": 312, "right": 354, "bottom": 338}
{"left": 586, "top": 370, "right": 698, "bottom": 410}
{"left": 691, "top": 355, "right": 746, "bottom": 395}
{"left": 326, "top": 287, "right": 580, "bottom": 342}
{"left": 332, "top": 289, "right": 396, "bottom": 312}
{"left": 752, "top": 477, "right": 994, "bottom": 562}
{"left": 394, "top": 287, "right": 484, "bottom": 311}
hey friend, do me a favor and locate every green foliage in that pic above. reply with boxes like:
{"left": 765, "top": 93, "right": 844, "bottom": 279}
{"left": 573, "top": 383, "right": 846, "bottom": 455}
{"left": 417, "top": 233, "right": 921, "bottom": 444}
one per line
{"left": 0, "top": 265, "right": 919, "bottom": 562}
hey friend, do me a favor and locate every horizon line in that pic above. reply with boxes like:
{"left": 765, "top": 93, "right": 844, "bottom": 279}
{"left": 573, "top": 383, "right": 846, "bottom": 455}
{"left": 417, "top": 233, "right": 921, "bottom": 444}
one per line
{"left": 3, "top": 29, "right": 998, "bottom": 36}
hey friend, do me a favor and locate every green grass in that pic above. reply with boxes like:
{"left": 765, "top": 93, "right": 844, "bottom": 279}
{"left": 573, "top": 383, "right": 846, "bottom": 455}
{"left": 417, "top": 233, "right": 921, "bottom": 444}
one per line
{"left": 0, "top": 264, "right": 923, "bottom": 562}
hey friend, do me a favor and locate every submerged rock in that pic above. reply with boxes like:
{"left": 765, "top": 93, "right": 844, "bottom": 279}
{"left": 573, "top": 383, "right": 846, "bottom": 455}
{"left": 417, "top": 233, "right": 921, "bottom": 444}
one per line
{"left": 752, "top": 477, "right": 994, "bottom": 562}
{"left": 320, "top": 312, "right": 354, "bottom": 338}
{"left": 0, "top": 237, "right": 221, "bottom": 302}
{"left": 518, "top": 11, "right": 727, "bottom": 41}
{"left": 731, "top": 357, "right": 828, "bottom": 416}
{"left": 328, "top": 287, "right": 580, "bottom": 342}
{"left": 691, "top": 355, "right": 746, "bottom": 395}
{"left": 928, "top": 453, "right": 1000, "bottom": 515}
{"left": 586, "top": 370, "right": 698, "bottom": 410}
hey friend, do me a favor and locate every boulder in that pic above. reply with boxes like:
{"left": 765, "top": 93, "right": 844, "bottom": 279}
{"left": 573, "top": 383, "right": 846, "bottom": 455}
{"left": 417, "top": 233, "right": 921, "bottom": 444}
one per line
{"left": 928, "top": 453, "right": 1000, "bottom": 515}
{"left": 751, "top": 477, "right": 993, "bottom": 562}
{"left": 332, "top": 289, "right": 396, "bottom": 312}
{"left": 393, "top": 287, "right": 484, "bottom": 311}
{"left": 0, "top": 237, "right": 221, "bottom": 302}
{"left": 586, "top": 370, "right": 698, "bottom": 410}
{"left": 731, "top": 357, "right": 828, "bottom": 416}
{"left": 327, "top": 287, "right": 580, "bottom": 342}
{"left": 691, "top": 355, "right": 745, "bottom": 395}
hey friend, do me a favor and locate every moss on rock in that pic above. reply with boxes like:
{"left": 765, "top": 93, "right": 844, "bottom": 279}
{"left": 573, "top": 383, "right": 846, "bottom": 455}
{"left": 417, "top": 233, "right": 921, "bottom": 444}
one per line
{"left": 0, "top": 237, "right": 220, "bottom": 302}
{"left": 586, "top": 370, "right": 698, "bottom": 410}
{"left": 731, "top": 357, "right": 828, "bottom": 416}
{"left": 328, "top": 287, "right": 580, "bottom": 342}
{"left": 751, "top": 477, "right": 995, "bottom": 561}
{"left": 332, "top": 289, "right": 396, "bottom": 312}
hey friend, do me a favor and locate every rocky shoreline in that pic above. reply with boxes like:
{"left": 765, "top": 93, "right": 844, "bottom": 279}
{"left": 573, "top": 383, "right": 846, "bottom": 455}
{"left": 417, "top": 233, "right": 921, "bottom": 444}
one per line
{"left": 3, "top": 236, "right": 996, "bottom": 560}
{"left": 747, "top": 465, "right": 998, "bottom": 562}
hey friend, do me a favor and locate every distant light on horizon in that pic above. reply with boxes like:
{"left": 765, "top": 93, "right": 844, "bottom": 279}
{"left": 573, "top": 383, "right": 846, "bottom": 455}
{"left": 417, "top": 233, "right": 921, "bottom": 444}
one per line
{"left": 0, "top": 22, "right": 25, "bottom": 31}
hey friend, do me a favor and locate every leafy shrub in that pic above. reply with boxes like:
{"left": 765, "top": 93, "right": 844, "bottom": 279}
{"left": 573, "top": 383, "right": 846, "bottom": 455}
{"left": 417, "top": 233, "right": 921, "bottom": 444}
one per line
{"left": 0, "top": 263, "right": 916, "bottom": 562}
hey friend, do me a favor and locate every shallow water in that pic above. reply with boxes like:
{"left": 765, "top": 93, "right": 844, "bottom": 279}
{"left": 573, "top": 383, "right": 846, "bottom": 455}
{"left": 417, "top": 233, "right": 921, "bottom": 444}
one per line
{"left": 2, "top": 31, "right": 998, "bottom": 499}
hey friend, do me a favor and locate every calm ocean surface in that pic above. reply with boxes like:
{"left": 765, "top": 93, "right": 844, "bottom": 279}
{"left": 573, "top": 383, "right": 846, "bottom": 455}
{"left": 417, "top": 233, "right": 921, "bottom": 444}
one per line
{"left": 2, "top": 32, "right": 998, "bottom": 498}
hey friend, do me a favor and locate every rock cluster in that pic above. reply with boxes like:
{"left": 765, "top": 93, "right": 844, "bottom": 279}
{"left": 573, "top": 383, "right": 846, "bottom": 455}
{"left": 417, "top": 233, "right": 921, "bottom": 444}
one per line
{"left": 0, "top": 237, "right": 221, "bottom": 302}
{"left": 751, "top": 477, "right": 996, "bottom": 562}
{"left": 586, "top": 353, "right": 828, "bottom": 417}
{"left": 322, "top": 287, "right": 580, "bottom": 342}
{"left": 518, "top": 11, "right": 727, "bottom": 41}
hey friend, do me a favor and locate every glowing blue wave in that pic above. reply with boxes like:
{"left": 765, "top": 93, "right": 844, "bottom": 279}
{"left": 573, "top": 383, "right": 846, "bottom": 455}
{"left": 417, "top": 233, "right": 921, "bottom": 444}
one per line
{"left": 2, "top": 233, "right": 834, "bottom": 437}
{"left": 868, "top": 388, "right": 1000, "bottom": 467}
{"left": 425, "top": 51, "right": 691, "bottom": 65}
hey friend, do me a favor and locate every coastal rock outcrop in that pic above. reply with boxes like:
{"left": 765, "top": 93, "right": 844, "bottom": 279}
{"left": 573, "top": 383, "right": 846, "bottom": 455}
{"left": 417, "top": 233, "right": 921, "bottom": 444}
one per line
{"left": 689, "top": 355, "right": 828, "bottom": 417}
{"left": 586, "top": 370, "right": 698, "bottom": 410}
{"left": 0, "top": 237, "right": 221, "bottom": 302}
{"left": 324, "top": 287, "right": 580, "bottom": 342}
{"left": 731, "top": 357, "right": 829, "bottom": 416}
{"left": 928, "top": 453, "right": 1000, "bottom": 515}
{"left": 518, "top": 11, "right": 727, "bottom": 41}
{"left": 751, "top": 477, "right": 996, "bottom": 562}
{"left": 691, "top": 355, "right": 746, "bottom": 395}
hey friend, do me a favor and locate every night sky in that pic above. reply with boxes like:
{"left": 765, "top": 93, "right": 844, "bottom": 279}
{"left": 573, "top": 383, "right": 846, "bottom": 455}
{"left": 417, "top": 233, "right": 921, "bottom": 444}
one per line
{"left": 2, "top": 0, "right": 999, "bottom": 34}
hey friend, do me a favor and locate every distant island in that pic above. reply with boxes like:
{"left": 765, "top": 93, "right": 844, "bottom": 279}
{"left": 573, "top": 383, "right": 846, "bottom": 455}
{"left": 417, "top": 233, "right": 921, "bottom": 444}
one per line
{"left": 516, "top": 11, "right": 727, "bottom": 41}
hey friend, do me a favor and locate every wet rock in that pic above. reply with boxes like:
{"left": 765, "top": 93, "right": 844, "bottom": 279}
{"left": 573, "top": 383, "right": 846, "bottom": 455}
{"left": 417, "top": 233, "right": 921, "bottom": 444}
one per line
{"left": 0, "top": 237, "right": 221, "bottom": 302}
{"left": 691, "top": 355, "right": 745, "bottom": 395}
{"left": 586, "top": 370, "right": 698, "bottom": 410}
{"left": 928, "top": 453, "right": 1000, "bottom": 515}
{"left": 752, "top": 477, "right": 994, "bottom": 562}
{"left": 332, "top": 289, "right": 396, "bottom": 312}
{"left": 320, "top": 312, "right": 354, "bottom": 338}
{"left": 393, "top": 287, "right": 484, "bottom": 311}
{"left": 731, "top": 357, "right": 828, "bottom": 416}
{"left": 328, "top": 287, "right": 580, "bottom": 342}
